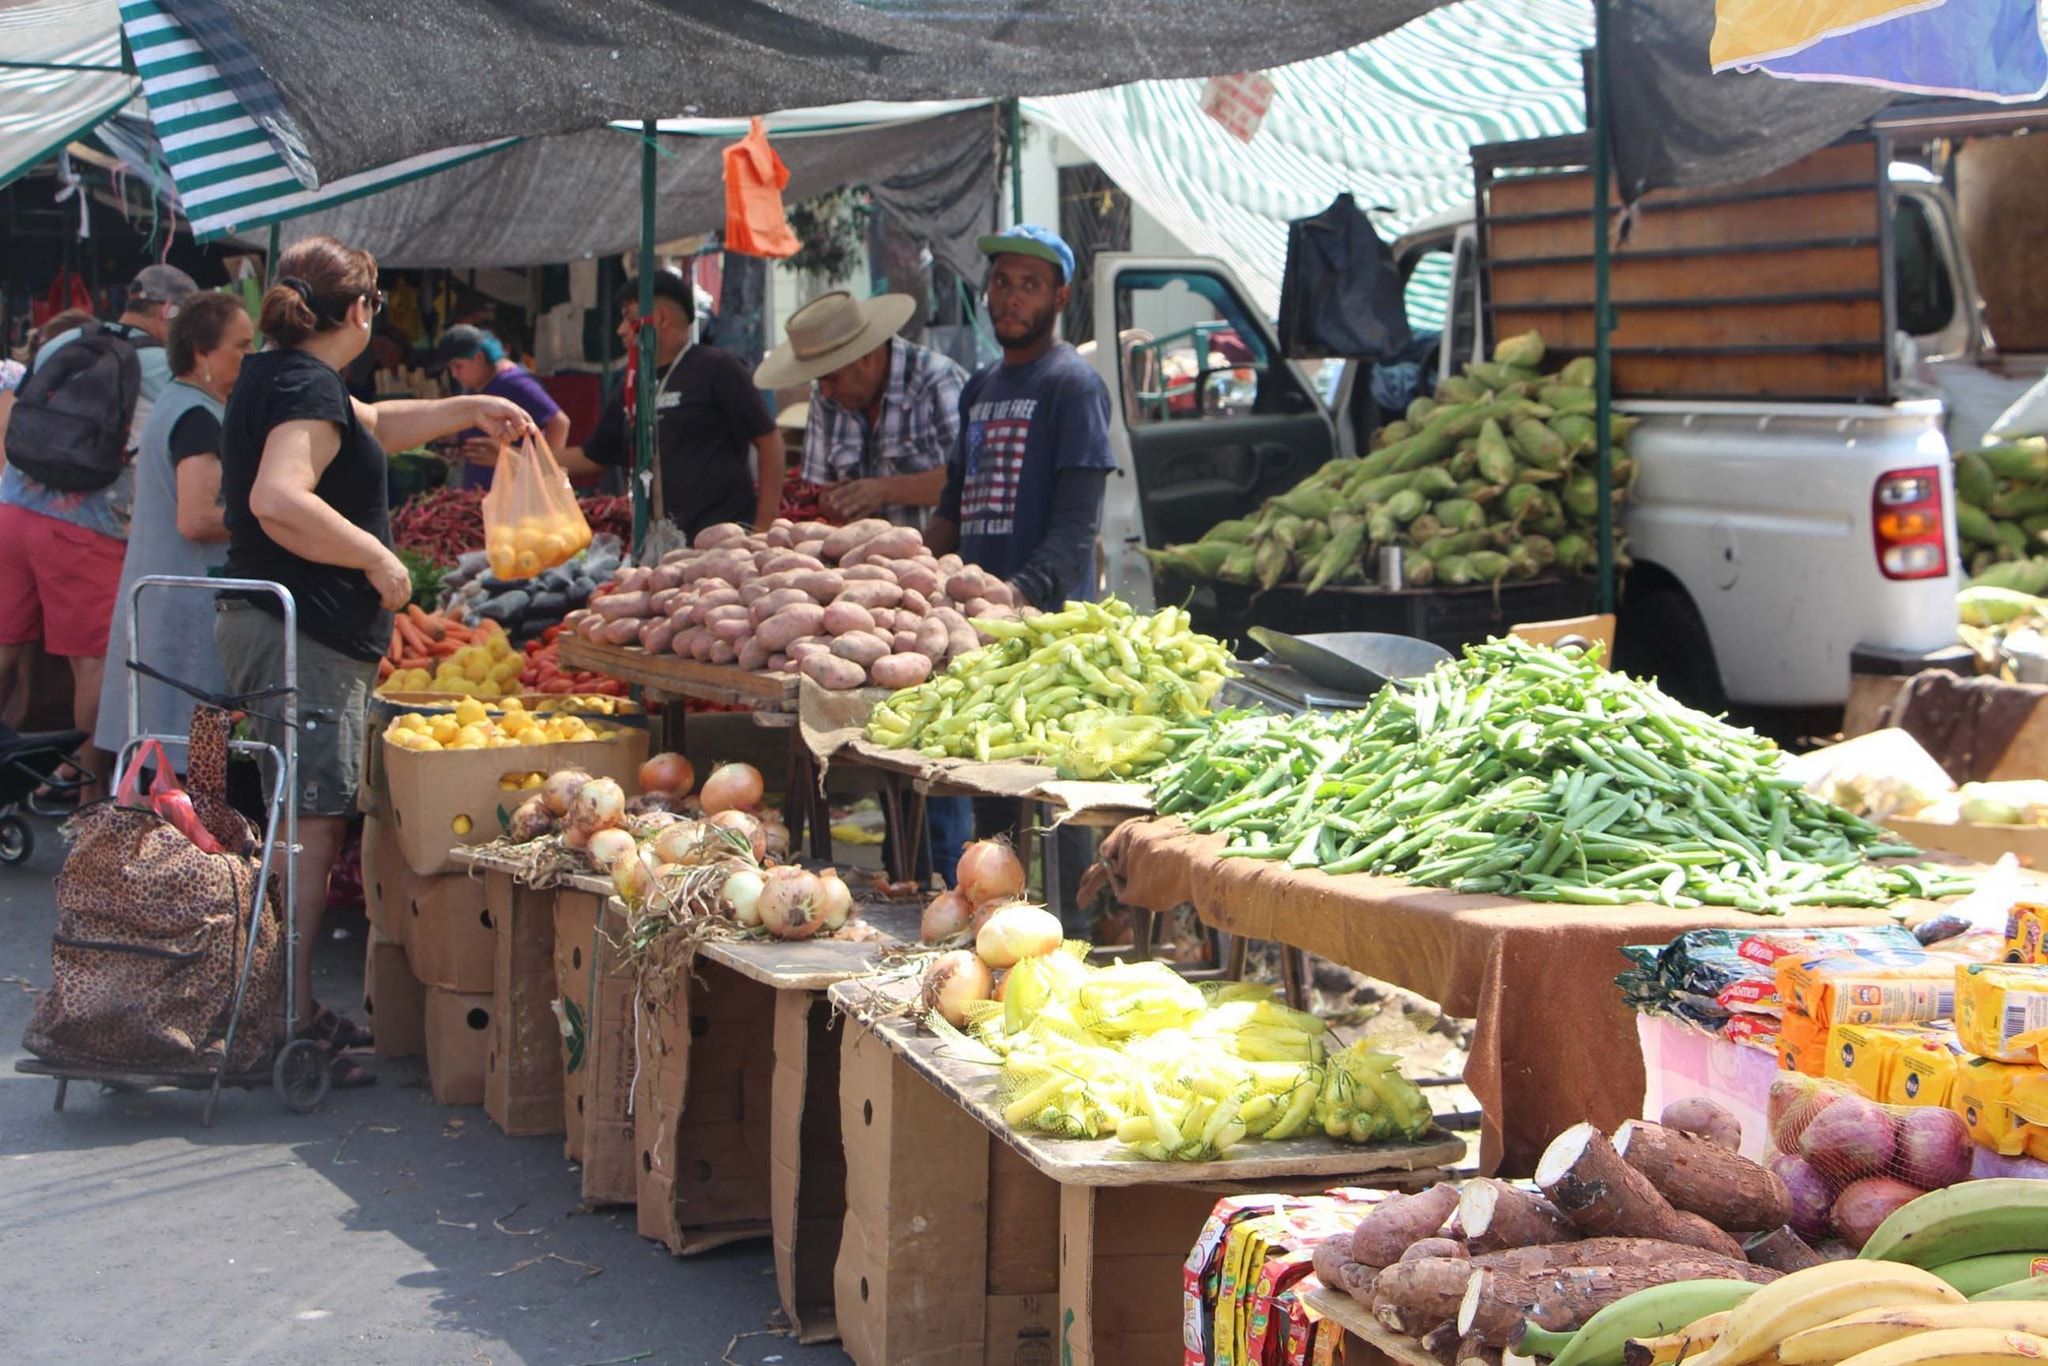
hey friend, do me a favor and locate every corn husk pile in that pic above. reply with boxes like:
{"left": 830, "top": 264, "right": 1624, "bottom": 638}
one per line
{"left": 1145, "top": 331, "right": 1633, "bottom": 594}
{"left": 1957, "top": 438, "right": 2048, "bottom": 589}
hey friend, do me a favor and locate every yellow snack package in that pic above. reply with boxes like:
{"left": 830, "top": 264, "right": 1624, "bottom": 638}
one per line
{"left": 1826, "top": 1021, "right": 1907, "bottom": 1100}
{"left": 1950, "top": 1056, "right": 2043, "bottom": 1154}
{"left": 1780, "top": 1007, "right": 1830, "bottom": 1077}
{"left": 2010, "top": 1072, "right": 2048, "bottom": 1162}
{"left": 1886, "top": 1033, "right": 1964, "bottom": 1109}
{"left": 1778, "top": 952, "right": 1956, "bottom": 1026}
{"left": 2007, "top": 903, "right": 2048, "bottom": 966}
{"left": 1955, "top": 963, "right": 2048, "bottom": 1063}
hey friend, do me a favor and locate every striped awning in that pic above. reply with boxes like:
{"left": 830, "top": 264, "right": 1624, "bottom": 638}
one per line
{"left": 0, "top": 0, "right": 136, "bottom": 190}
{"left": 118, "top": 0, "right": 514, "bottom": 240}
{"left": 1028, "top": 0, "right": 1593, "bottom": 327}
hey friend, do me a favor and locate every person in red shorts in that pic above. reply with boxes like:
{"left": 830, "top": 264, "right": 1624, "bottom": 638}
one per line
{"left": 0, "top": 264, "right": 198, "bottom": 801}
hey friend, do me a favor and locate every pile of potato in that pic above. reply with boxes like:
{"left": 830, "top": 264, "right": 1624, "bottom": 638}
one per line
{"left": 565, "top": 517, "right": 1023, "bottom": 690}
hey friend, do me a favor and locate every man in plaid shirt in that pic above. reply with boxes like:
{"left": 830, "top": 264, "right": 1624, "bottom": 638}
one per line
{"left": 756, "top": 291, "right": 965, "bottom": 528}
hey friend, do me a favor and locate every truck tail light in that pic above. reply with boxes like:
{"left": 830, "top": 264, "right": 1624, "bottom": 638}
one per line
{"left": 1874, "top": 466, "right": 1947, "bottom": 580}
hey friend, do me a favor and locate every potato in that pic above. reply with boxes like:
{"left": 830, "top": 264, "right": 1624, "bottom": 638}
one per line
{"left": 766, "top": 652, "right": 791, "bottom": 672}
{"left": 682, "top": 552, "right": 751, "bottom": 584}
{"left": 787, "top": 637, "right": 833, "bottom": 663}
{"left": 869, "top": 608, "right": 897, "bottom": 632}
{"left": 915, "top": 618, "right": 950, "bottom": 661}
{"left": 737, "top": 638, "right": 771, "bottom": 671}
{"left": 647, "top": 565, "right": 685, "bottom": 592}
{"left": 709, "top": 616, "right": 752, "bottom": 643}
{"left": 835, "top": 580, "right": 905, "bottom": 610}
{"left": 895, "top": 562, "right": 941, "bottom": 598}
{"left": 649, "top": 587, "right": 683, "bottom": 617}
{"left": 598, "top": 616, "right": 643, "bottom": 645}
{"left": 694, "top": 521, "right": 752, "bottom": 550}
{"left": 978, "top": 580, "right": 1016, "bottom": 608}
{"left": 898, "top": 587, "right": 931, "bottom": 617}
{"left": 823, "top": 600, "right": 876, "bottom": 637}
{"left": 638, "top": 618, "right": 677, "bottom": 653}
{"left": 764, "top": 521, "right": 796, "bottom": 549}
{"left": 801, "top": 654, "right": 869, "bottom": 691}
{"left": 616, "top": 566, "right": 654, "bottom": 592}
{"left": 792, "top": 569, "right": 846, "bottom": 602}
{"left": 821, "top": 517, "right": 891, "bottom": 562}
{"left": 748, "top": 587, "right": 813, "bottom": 627}
{"left": 839, "top": 563, "right": 895, "bottom": 583}
{"left": 944, "top": 568, "right": 994, "bottom": 603}
{"left": 592, "top": 591, "right": 651, "bottom": 620}
{"left": 794, "top": 538, "right": 829, "bottom": 562}
{"left": 756, "top": 603, "right": 828, "bottom": 651}
{"left": 831, "top": 632, "right": 890, "bottom": 669}
{"left": 937, "top": 553, "right": 964, "bottom": 575}
{"left": 696, "top": 587, "right": 742, "bottom": 613}
{"left": 705, "top": 603, "right": 750, "bottom": 626}
{"left": 738, "top": 580, "right": 773, "bottom": 607}
{"left": 760, "top": 550, "right": 825, "bottom": 575}
{"left": 794, "top": 520, "right": 834, "bottom": 540}
{"left": 574, "top": 611, "right": 605, "bottom": 641}
{"left": 690, "top": 629, "right": 717, "bottom": 660}
{"left": 870, "top": 653, "right": 934, "bottom": 689}
{"left": 857, "top": 527, "right": 925, "bottom": 564}
{"left": 671, "top": 626, "right": 710, "bottom": 656}
{"left": 708, "top": 638, "right": 737, "bottom": 665}
{"left": 891, "top": 629, "right": 919, "bottom": 655}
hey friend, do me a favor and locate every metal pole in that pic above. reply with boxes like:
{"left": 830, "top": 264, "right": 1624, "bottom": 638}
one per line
{"left": 1007, "top": 99, "right": 1025, "bottom": 227}
{"left": 265, "top": 221, "right": 279, "bottom": 282}
{"left": 1590, "top": 0, "right": 1616, "bottom": 618}
{"left": 633, "top": 119, "right": 656, "bottom": 551}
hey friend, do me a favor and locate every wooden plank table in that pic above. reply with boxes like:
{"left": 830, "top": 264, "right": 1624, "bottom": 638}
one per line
{"left": 823, "top": 973, "right": 1464, "bottom": 1366}
{"left": 1303, "top": 1286, "right": 1440, "bottom": 1366}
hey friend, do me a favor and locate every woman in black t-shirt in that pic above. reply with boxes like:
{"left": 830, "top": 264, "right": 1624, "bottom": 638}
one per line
{"left": 217, "top": 234, "right": 534, "bottom": 1078}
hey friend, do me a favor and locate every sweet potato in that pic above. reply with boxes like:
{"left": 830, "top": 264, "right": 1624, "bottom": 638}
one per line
{"left": 649, "top": 587, "right": 683, "bottom": 617}
{"left": 760, "top": 550, "right": 825, "bottom": 576}
{"left": 892, "top": 629, "right": 919, "bottom": 655}
{"left": 696, "top": 587, "right": 742, "bottom": 613}
{"left": 895, "top": 561, "right": 942, "bottom": 598}
{"left": 793, "top": 569, "right": 846, "bottom": 603}
{"left": 1403, "top": 1238, "right": 1470, "bottom": 1264}
{"left": 852, "top": 527, "right": 924, "bottom": 565}
{"left": 765, "top": 652, "right": 791, "bottom": 672}
{"left": 738, "top": 580, "right": 773, "bottom": 607}
{"left": 749, "top": 588, "right": 813, "bottom": 627}
{"left": 1313, "top": 1235, "right": 1376, "bottom": 1302}
{"left": 737, "top": 638, "right": 771, "bottom": 672}
{"left": 646, "top": 565, "right": 685, "bottom": 593}
{"left": 794, "top": 538, "right": 829, "bottom": 563}
{"left": 870, "top": 653, "right": 934, "bottom": 689}
{"left": 709, "top": 616, "right": 752, "bottom": 643}
{"left": 598, "top": 617, "right": 643, "bottom": 645}
{"left": 787, "top": 639, "right": 833, "bottom": 664}
{"left": 592, "top": 591, "right": 652, "bottom": 621}
{"left": 764, "top": 521, "right": 795, "bottom": 549}
{"left": 638, "top": 618, "right": 676, "bottom": 654}
{"left": 694, "top": 521, "right": 751, "bottom": 550}
{"left": 1352, "top": 1185, "right": 1461, "bottom": 1269}
{"left": 802, "top": 654, "right": 868, "bottom": 691}
{"left": 1374, "top": 1258, "right": 1475, "bottom": 1335}
{"left": 708, "top": 639, "right": 737, "bottom": 665}
{"left": 869, "top": 607, "right": 898, "bottom": 632}
{"left": 823, "top": 601, "right": 876, "bottom": 637}
{"left": 616, "top": 566, "right": 654, "bottom": 592}
{"left": 689, "top": 629, "right": 716, "bottom": 660}
{"left": 835, "top": 580, "right": 905, "bottom": 610}
{"left": 830, "top": 633, "right": 890, "bottom": 670}
{"left": 944, "top": 567, "right": 996, "bottom": 603}
{"left": 839, "top": 564, "right": 896, "bottom": 583}
{"left": 757, "top": 604, "right": 827, "bottom": 651}
{"left": 821, "top": 518, "right": 891, "bottom": 562}
{"left": 897, "top": 587, "right": 931, "bottom": 617}
{"left": 671, "top": 626, "right": 709, "bottom": 657}
{"left": 915, "top": 618, "right": 950, "bottom": 661}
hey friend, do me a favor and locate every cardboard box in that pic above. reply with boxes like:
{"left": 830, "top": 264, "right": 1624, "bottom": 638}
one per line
{"left": 401, "top": 869, "right": 495, "bottom": 994}
{"left": 361, "top": 692, "right": 646, "bottom": 821}
{"left": 483, "top": 868, "right": 562, "bottom": 1137}
{"left": 985, "top": 1294, "right": 1059, "bottom": 1366}
{"left": 1886, "top": 816, "right": 2048, "bottom": 869}
{"left": 633, "top": 957, "right": 774, "bottom": 1254}
{"left": 382, "top": 728, "right": 647, "bottom": 876}
{"left": 1058, "top": 1184, "right": 1231, "bottom": 1366}
{"left": 424, "top": 988, "right": 493, "bottom": 1106}
{"left": 770, "top": 989, "right": 848, "bottom": 1344}
{"left": 362, "top": 925, "right": 425, "bottom": 1059}
{"left": 553, "top": 890, "right": 637, "bottom": 1207}
{"left": 361, "top": 814, "right": 408, "bottom": 945}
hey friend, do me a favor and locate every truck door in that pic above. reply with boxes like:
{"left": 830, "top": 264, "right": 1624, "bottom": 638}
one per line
{"left": 1090, "top": 257, "right": 1337, "bottom": 607}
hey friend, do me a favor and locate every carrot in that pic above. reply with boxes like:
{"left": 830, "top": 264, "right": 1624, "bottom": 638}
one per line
{"left": 392, "top": 616, "right": 430, "bottom": 657}
{"left": 406, "top": 603, "right": 446, "bottom": 641}
{"left": 396, "top": 654, "right": 432, "bottom": 670}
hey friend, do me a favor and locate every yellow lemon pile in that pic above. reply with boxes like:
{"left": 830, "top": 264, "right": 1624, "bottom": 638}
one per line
{"left": 384, "top": 696, "right": 615, "bottom": 752}
{"left": 487, "top": 514, "right": 590, "bottom": 581}
{"left": 379, "top": 632, "right": 526, "bottom": 698}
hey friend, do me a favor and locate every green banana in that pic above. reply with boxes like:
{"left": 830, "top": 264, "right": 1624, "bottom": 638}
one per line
{"left": 1974, "top": 1277, "right": 2048, "bottom": 1303}
{"left": 1515, "top": 1279, "right": 1763, "bottom": 1366}
{"left": 1860, "top": 1181, "right": 2048, "bottom": 1268}
{"left": 1930, "top": 1254, "right": 2048, "bottom": 1298}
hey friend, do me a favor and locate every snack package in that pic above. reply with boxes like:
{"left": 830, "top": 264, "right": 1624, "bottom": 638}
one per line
{"left": 1780, "top": 1007, "right": 1830, "bottom": 1076}
{"left": 482, "top": 434, "right": 592, "bottom": 580}
{"left": 2006, "top": 904, "right": 2048, "bottom": 966}
{"left": 1620, "top": 926, "right": 1921, "bottom": 1037}
{"left": 1950, "top": 1056, "right": 2045, "bottom": 1153}
{"left": 1245, "top": 1250, "right": 1316, "bottom": 1365}
{"left": 1778, "top": 950, "right": 1956, "bottom": 1026}
{"left": 1187, "top": 1196, "right": 1292, "bottom": 1366}
{"left": 2006, "top": 1071, "right": 2048, "bottom": 1162}
{"left": 1956, "top": 963, "right": 2048, "bottom": 1063}
{"left": 1827, "top": 1021, "right": 1910, "bottom": 1099}
{"left": 1884, "top": 1029, "right": 1968, "bottom": 1109}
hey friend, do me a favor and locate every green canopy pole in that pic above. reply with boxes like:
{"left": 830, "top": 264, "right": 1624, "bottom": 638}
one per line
{"left": 266, "top": 221, "right": 279, "bottom": 281}
{"left": 1007, "top": 99, "right": 1025, "bottom": 226}
{"left": 1590, "top": 0, "right": 1616, "bottom": 618}
{"left": 633, "top": 118, "right": 656, "bottom": 553}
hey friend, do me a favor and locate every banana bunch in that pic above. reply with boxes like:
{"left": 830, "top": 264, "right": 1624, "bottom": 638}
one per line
{"left": 1856, "top": 1181, "right": 2048, "bottom": 1296}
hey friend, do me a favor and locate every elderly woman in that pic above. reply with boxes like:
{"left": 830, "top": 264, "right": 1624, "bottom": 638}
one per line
{"left": 218, "top": 234, "right": 534, "bottom": 1081}
{"left": 95, "top": 292, "right": 255, "bottom": 767}
{"left": 434, "top": 324, "right": 575, "bottom": 488}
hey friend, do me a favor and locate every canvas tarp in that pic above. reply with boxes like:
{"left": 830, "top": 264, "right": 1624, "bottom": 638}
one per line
{"left": 0, "top": 0, "right": 137, "bottom": 191}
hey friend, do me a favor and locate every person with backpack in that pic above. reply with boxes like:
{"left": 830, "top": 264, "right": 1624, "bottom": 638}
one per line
{"left": 0, "top": 264, "right": 199, "bottom": 803}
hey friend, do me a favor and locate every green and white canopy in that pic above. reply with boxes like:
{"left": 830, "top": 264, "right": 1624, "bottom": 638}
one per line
{"left": 0, "top": 0, "right": 136, "bottom": 190}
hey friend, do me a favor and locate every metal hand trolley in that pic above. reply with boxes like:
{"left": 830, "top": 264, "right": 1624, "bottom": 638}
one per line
{"left": 14, "top": 576, "right": 332, "bottom": 1122}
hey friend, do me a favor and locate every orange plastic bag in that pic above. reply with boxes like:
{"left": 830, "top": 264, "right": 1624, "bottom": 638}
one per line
{"left": 482, "top": 434, "right": 591, "bottom": 580}
{"left": 722, "top": 117, "right": 800, "bottom": 259}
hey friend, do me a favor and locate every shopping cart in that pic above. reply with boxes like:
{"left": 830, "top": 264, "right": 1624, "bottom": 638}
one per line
{"left": 0, "top": 723, "right": 87, "bottom": 864}
{"left": 13, "top": 576, "right": 330, "bottom": 1122}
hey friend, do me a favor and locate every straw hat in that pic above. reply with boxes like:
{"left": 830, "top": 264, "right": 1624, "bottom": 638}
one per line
{"left": 755, "top": 291, "right": 917, "bottom": 389}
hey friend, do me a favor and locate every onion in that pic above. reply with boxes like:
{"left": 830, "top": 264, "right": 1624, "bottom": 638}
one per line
{"left": 638, "top": 751, "right": 696, "bottom": 796}
{"left": 921, "top": 949, "right": 994, "bottom": 1027}
{"left": 585, "top": 827, "right": 638, "bottom": 869}
{"left": 625, "top": 791, "right": 676, "bottom": 817}
{"left": 508, "top": 795, "right": 557, "bottom": 843}
{"left": 707, "top": 809, "right": 766, "bottom": 862}
{"left": 757, "top": 866, "right": 822, "bottom": 940}
{"left": 628, "top": 810, "right": 681, "bottom": 839}
{"left": 968, "top": 897, "right": 1012, "bottom": 937}
{"left": 921, "top": 890, "right": 972, "bottom": 942}
{"left": 760, "top": 816, "right": 791, "bottom": 860}
{"left": 610, "top": 844, "right": 660, "bottom": 903}
{"left": 957, "top": 839, "right": 1026, "bottom": 907}
{"left": 560, "top": 824, "right": 590, "bottom": 852}
{"left": 814, "top": 868, "right": 854, "bottom": 931}
{"left": 701, "top": 762, "right": 764, "bottom": 815}
{"left": 652, "top": 820, "right": 708, "bottom": 866}
{"left": 566, "top": 776, "right": 626, "bottom": 836}
{"left": 974, "top": 903, "right": 1063, "bottom": 969}
{"left": 541, "top": 767, "right": 593, "bottom": 817}
{"left": 723, "top": 868, "right": 766, "bottom": 927}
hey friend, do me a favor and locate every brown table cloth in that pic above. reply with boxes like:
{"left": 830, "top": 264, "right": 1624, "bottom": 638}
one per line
{"left": 1100, "top": 819, "right": 1904, "bottom": 1176}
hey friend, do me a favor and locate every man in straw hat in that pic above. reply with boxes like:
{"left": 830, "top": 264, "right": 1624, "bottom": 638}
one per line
{"left": 756, "top": 290, "right": 965, "bottom": 527}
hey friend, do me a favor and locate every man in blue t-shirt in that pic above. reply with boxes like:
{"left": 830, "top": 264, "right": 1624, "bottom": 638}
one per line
{"left": 928, "top": 225, "right": 1115, "bottom": 608}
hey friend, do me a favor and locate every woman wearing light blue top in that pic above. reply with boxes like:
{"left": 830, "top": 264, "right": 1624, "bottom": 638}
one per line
{"left": 94, "top": 293, "right": 255, "bottom": 767}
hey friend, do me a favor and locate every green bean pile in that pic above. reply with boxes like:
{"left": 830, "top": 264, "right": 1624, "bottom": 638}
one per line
{"left": 1152, "top": 638, "right": 1973, "bottom": 912}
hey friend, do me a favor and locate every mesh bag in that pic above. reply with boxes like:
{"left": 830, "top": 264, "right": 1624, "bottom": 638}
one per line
{"left": 1766, "top": 1072, "right": 1974, "bottom": 1248}
{"left": 482, "top": 434, "right": 591, "bottom": 580}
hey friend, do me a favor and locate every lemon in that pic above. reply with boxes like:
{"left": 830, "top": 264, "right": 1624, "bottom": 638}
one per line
{"left": 452, "top": 814, "right": 473, "bottom": 835}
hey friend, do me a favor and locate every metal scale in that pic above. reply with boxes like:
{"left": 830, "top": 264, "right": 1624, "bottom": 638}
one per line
{"left": 1216, "top": 629, "right": 1453, "bottom": 714}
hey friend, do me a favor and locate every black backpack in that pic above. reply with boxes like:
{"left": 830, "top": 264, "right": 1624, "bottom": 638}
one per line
{"left": 4, "top": 323, "right": 153, "bottom": 492}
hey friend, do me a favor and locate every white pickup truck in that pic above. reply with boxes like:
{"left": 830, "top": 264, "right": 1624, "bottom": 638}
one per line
{"left": 1091, "top": 126, "right": 2040, "bottom": 722}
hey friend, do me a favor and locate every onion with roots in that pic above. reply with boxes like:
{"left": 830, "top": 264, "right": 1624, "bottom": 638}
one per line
{"left": 815, "top": 868, "right": 854, "bottom": 931}
{"left": 566, "top": 777, "right": 626, "bottom": 838}
{"left": 757, "top": 865, "right": 823, "bottom": 940}
{"left": 652, "top": 820, "right": 708, "bottom": 866}
{"left": 921, "top": 890, "right": 972, "bottom": 942}
{"left": 706, "top": 809, "right": 767, "bottom": 862}
{"left": 585, "top": 827, "right": 638, "bottom": 869}
{"left": 508, "top": 795, "right": 557, "bottom": 843}
{"left": 957, "top": 839, "right": 1026, "bottom": 907}
{"left": 560, "top": 824, "right": 591, "bottom": 852}
{"left": 628, "top": 810, "right": 681, "bottom": 839}
{"left": 610, "top": 844, "right": 662, "bottom": 903}
{"left": 921, "top": 949, "right": 994, "bottom": 1027}
{"left": 701, "top": 762, "right": 764, "bottom": 815}
{"left": 638, "top": 751, "right": 696, "bottom": 796}
{"left": 722, "top": 868, "right": 766, "bottom": 928}
{"left": 975, "top": 903, "right": 1063, "bottom": 968}
{"left": 541, "top": 768, "right": 593, "bottom": 818}
{"left": 760, "top": 816, "right": 791, "bottom": 860}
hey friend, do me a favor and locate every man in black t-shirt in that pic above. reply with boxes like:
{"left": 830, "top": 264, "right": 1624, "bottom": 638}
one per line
{"left": 584, "top": 272, "right": 784, "bottom": 537}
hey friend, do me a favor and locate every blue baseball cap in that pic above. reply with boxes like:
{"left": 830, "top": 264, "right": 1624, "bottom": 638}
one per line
{"left": 977, "top": 224, "right": 1075, "bottom": 284}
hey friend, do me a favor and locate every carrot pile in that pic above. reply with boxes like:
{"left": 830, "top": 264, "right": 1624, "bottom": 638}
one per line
{"left": 520, "top": 625, "right": 630, "bottom": 697}
{"left": 380, "top": 605, "right": 492, "bottom": 679}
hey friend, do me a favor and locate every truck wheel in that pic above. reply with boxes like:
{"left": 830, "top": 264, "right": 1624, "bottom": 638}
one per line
{"left": 1614, "top": 585, "right": 1729, "bottom": 714}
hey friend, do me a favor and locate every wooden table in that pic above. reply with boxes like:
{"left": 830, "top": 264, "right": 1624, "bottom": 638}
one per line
{"left": 824, "top": 974, "right": 1465, "bottom": 1366}
{"left": 1303, "top": 1286, "right": 1439, "bottom": 1366}
{"left": 555, "top": 639, "right": 830, "bottom": 859}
